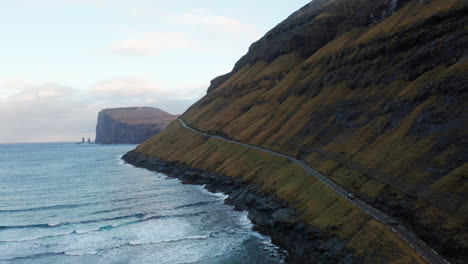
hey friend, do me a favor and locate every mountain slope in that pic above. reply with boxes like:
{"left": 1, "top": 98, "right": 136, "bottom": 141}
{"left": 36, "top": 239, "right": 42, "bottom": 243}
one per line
{"left": 132, "top": 0, "right": 467, "bottom": 262}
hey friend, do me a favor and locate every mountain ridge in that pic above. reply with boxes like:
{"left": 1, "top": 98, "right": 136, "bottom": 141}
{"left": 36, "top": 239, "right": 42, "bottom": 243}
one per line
{"left": 128, "top": 0, "right": 467, "bottom": 262}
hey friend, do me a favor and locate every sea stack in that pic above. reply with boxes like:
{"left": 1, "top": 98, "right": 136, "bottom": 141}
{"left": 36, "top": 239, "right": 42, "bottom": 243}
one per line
{"left": 95, "top": 107, "right": 179, "bottom": 144}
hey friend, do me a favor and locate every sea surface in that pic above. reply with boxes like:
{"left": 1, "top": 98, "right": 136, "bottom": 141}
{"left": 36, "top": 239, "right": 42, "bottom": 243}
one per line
{"left": 0, "top": 143, "right": 285, "bottom": 264}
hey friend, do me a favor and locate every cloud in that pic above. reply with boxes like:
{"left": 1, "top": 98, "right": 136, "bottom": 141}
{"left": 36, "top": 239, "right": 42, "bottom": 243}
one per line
{"left": 88, "top": 76, "right": 205, "bottom": 111}
{"left": 171, "top": 9, "right": 259, "bottom": 37}
{"left": 0, "top": 79, "right": 32, "bottom": 100}
{"left": 89, "top": 77, "right": 205, "bottom": 104}
{"left": 0, "top": 82, "right": 91, "bottom": 143}
{"left": 105, "top": 29, "right": 229, "bottom": 57}
{"left": 0, "top": 79, "right": 76, "bottom": 101}
{"left": 0, "top": 78, "right": 33, "bottom": 90}
{"left": 52, "top": 0, "right": 108, "bottom": 5}
{"left": 90, "top": 77, "right": 163, "bottom": 97}
{"left": 17, "top": 0, "right": 109, "bottom": 6}
{"left": 8, "top": 84, "right": 77, "bottom": 102}
{"left": 0, "top": 77, "right": 205, "bottom": 143}
{"left": 107, "top": 32, "right": 194, "bottom": 57}
{"left": 105, "top": 7, "right": 260, "bottom": 57}
{"left": 131, "top": 7, "right": 259, "bottom": 37}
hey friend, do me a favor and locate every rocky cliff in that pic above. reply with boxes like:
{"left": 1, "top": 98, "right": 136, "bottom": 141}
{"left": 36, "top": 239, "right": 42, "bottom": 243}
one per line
{"left": 95, "top": 107, "right": 178, "bottom": 144}
{"left": 126, "top": 0, "right": 467, "bottom": 263}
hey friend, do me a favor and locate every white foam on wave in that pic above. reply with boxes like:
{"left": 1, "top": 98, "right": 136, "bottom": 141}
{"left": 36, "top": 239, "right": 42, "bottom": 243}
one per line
{"left": 172, "top": 252, "right": 230, "bottom": 264}
{"left": 48, "top": 223, "right": 61, "bottom": 227}
{"left": 74, "top": 227, "right": 99, "bottom": 234}
{"left": 64, "top": 250, "right": 98, "bottom": 256}
{"left": 0, "top": 231, "right": 74, "bottom": 243}
{"left": 197, "top": 184, "right": 229, "bottom": 200}
{"left": 115, "top": 155, "right": 132, "bottom": 167}
{"left": 185, "top": 235, "right": 209, "bottom": 240}
{"left": 237, "top": 211, "right": 253, "bottom": 228}
{"left": 128, "top": 234, "right": 209, "bottom": 246}
{"left": 213, "top": 192, "right": 229, "bottom": 200}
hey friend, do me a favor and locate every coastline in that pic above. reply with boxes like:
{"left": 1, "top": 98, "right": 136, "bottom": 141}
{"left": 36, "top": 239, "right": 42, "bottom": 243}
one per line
{"left": 122, "top": 150, "right": 360, "bottom": 264}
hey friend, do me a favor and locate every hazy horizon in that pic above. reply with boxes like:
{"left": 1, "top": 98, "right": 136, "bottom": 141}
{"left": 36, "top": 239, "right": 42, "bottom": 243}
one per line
{"left": 0, "top": 0, "right": 310, "bottom": 143}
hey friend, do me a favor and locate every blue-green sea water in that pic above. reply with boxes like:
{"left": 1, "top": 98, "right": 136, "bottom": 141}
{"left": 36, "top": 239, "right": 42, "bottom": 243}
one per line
{"left": 0, "top": 143, "right": 284, "bottom": 264}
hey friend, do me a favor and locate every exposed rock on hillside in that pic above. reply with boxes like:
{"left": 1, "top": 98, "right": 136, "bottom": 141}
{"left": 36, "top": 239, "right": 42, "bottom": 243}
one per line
{"left": 128, "top": 0, "right": 467, "bottom": 263}
{"left": 95, "top": 107, "right": 178, "bottom": 144}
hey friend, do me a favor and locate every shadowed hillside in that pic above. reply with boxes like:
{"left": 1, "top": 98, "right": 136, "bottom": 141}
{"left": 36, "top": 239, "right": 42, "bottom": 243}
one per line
{"left": 132, "top": 0, "right": 467, "bottom": 263}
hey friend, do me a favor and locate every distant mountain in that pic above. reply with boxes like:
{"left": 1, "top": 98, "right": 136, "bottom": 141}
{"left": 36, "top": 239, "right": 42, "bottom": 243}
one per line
{"left": 95, "top": 107, "right": 178, "bottom": 144}
{"left": 127, "top": 0, "right": 467, "bottom": 263}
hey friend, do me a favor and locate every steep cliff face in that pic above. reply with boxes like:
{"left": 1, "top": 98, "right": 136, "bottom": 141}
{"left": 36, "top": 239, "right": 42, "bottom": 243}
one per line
{"left": 132, "top": 0, "right": 467, "bottom": 263}
{"left": 95, "top": 107, "right": 178, "bottom": 144}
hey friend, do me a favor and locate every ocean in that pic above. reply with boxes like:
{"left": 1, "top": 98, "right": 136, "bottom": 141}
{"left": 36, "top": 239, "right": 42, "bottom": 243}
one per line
{"left": 0, "top": 143, "right": 285, "bottom": 264}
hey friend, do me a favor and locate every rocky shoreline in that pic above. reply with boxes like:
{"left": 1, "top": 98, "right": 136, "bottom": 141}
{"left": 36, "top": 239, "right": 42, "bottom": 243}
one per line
{"left": 122, "top": 150, "right": 360, "bottom": 264}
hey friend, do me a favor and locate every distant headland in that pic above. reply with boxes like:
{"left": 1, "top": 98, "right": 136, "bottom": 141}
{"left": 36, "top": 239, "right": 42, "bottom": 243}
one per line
{"left": 95, "top": 107, "right": 179, "bottom": 144}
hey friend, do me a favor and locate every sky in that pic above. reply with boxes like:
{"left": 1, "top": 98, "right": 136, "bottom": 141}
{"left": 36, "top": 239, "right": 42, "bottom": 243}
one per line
{"left": 0, "top": 0, "right": 310, "bottom": 143}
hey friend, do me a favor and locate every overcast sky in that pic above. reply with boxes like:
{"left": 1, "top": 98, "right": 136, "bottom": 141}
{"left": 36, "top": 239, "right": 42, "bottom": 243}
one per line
{"left": 0, "top": 0, "right": 310, "bottom": 143}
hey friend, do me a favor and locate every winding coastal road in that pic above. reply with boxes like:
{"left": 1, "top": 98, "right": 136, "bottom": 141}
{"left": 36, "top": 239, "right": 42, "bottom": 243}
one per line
{"left": 178, "top": 118, "right": 449, "bottom": 264}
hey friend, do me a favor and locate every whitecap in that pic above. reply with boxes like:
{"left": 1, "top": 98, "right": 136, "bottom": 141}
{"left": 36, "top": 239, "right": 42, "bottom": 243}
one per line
{"left": 74, "top": 228, "right": 99, "bottom": 234}
{"left": 214, "top": 192, "right": 229, "bottom": 200}
{"left": 0, "top": 231, "right": 74, "bottom": 242}
{"left": 128, "top": 234, "right": 209, "bottom": 246}
{"left": 64, "top": 251, "right": 98, "bottom": 256}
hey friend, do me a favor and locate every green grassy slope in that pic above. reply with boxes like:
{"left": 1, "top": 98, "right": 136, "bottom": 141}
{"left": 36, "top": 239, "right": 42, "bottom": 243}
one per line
{"left": 138, "top": 121, "right": 425, "bottom": 263}
{"left": 136, "top": 0, "right": 467, "bottom": 262}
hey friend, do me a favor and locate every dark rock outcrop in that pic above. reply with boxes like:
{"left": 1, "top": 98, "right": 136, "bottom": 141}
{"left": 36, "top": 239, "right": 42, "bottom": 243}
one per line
{"left": 95, "top": 107, "right": 178, "bottom": 144}
{"left": 218, "top": 0, "right": 414, "bottom": 91}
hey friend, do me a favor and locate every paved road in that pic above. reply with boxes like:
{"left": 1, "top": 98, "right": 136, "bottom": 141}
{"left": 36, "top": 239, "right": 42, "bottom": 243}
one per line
{"left": 178, "top": 118, "right": 449, "bottom": 264}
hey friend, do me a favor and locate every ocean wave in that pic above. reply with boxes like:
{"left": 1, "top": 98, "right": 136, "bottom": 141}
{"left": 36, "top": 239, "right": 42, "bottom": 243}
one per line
{"left": 171, "top": 251, "right": 237, "bottom": 264}
{"left": 141, "top": 211, "right": 205, "bottom": 222}
{"left": 0, "top": 223, "right": 57, "bottom": 230}
{"left": 0, "top": 231, "right": 74, "bottom": 243}
{"left": 1, "top": 217, "right": 203, "bottom": 245}
{"left": 0, "top": 202, "right": 100, "bottom": 214}
{"left": 90, "top": 206, "right": 133, "bottom": 215}
{"left": 197, "top": 185, "right": 229, "bottom": 200}
{"left": 0, "top": 252, "right": 69, "bottom": 262}
{"left": 0, "top": 213, "right": 146, "bottom": 230}
{"left": 0, "top": 227, "right": 113, "bottom": 244}
{"left": 212, "top": 192, "right": 229, "bottom": 200}
{"left": 64, "top": 251, "right": 98, "bottom": 256}
{"left": 0, "top": 218, "right": 249, "bottom": 263}
{"left": 128, "top": 235, "right": 209, "bottom": 246}
{"left": 0, "top": 190, "right": 173, "bottom": 215}
{"left": 0, "top": 211, "right": 207, "bottom": 236}
{"left": 173, "top": 200, "right": 219, "bottom": 210}
{"left": 73, "top": 227, "right": 100, "bottom": 234}
{"left": 1, "top": 233, "right": 212, "bottom": 262}
{"left": 0, "top": 250, "right": 99, "bottom": 262}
